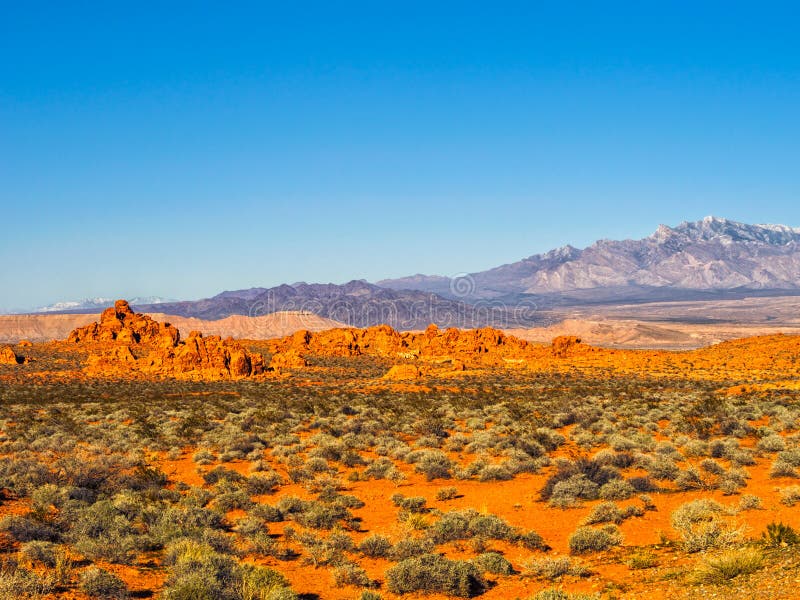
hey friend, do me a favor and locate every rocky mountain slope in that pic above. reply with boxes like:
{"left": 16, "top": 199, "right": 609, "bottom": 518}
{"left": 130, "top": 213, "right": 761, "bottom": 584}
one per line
{"left": 379, "top": 216, "right": 800, "bottom": 301}
{"left": 137, "top": 280, "right": 538, "bottom": 330}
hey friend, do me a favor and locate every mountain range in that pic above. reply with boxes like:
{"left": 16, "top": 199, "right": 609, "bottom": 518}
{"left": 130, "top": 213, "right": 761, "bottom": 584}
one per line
{"left": 17, "top": 217, "right": 800, "bottom": 329}
{"left": 380, "top": 216, "right": 800, "bottom": 302}
{"left": 137, "top": 281, "right": 538, "bottom": 329}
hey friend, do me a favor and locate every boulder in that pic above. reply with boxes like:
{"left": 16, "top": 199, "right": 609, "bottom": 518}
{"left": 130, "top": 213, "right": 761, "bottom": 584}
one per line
{"left": 269, "top": 349, "right": 309, "bottom": 370}
{"left": 382, "top": 364, "right": 424, "bottom": 380}
{"left": 551, "top": 335, "right": 582, "bottom": 358}
{"left": 0, "top": 345, "right": 21, "bottom": 365}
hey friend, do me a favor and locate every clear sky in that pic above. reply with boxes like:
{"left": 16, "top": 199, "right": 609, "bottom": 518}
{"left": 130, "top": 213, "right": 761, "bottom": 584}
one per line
{"left": 2, "top": 2, "right": 799, "bottom": 310}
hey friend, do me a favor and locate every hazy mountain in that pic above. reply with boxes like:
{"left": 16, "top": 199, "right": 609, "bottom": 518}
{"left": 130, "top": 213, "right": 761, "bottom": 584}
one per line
{"left": 379, "top": 217, "right": 800, "bottom": 301}
{"left": 32, "top": 296, "right": 173, "bottom": 314}
{"left": 138, "top": 280, "right": 539, "bottom": 330}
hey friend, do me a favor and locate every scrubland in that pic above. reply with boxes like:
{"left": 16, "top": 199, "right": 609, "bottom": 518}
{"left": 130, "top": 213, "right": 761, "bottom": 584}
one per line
{"left": 2, "top": 341, "right": 800, "bottom": 599}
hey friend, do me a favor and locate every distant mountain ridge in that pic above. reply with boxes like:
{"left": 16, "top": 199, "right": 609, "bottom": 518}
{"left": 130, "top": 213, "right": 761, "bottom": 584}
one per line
{"left": 34, "top": 296, "right": 173, "bottom": 313}
{"left": 138, "top": 280, "right": 538, "bottom": 330}
{"left": 379, "top": 216, "right": 800, "bottom": 301}
{"left": 21, "top": 217, "right": 800, "bottom": 328}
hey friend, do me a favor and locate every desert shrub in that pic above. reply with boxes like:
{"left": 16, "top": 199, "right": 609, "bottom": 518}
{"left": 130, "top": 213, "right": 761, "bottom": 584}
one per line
{"left": 690, "top": 547, "right": 764, "bottom": 583}
{"left": 534, "top": 427, "right": 566, "bottom": 451}
{"left": 582, "top": 502, "right": 641, "bottom": 525}
{"left": 777, "top": 448, "right": 800, "bottom": 466}
{"left": 540, "top": 458, "right": 617, "bottom": 503}
{"left": 627, "top": 551, "right": 658, "bottom": 569}
{"left": 568, "top": 525, "right": 622, "bottom": 554}
{"left": 645, "top": 456, "right": 679, "bottom": 480}
{"left": 277, "top": 497, "right": 352, "bottom": 530}
{"left": 202, "top": 466, "right": 244, "bottom": 485}
{"left": 628, "top": 476, "right": 657, "bottom": 492}
{"left": 698, "top": 458, "right": 725, "bottom": 475}
{"left": 358, "top": 534, "right": 392, "bottom": 558}
{"left": 385, "top": 553, "right": 487, "bottom": 597}
{"left": 436, "top": 486, "right": 459, "bottom": 501}
{"left": 517, "top": 529, "right": 550, "bottom": 551}
{"left": 478, "top": 464, "right": 513, "bottom": 481}
{"left": 670, "top": 499, "right": 740, "bottom": 552}
{"left": 193, "top": 449, "right": 216, "bottom": 465}
{"left": 675, "top": 467, "right": 708, "bottom": 491}
{"left": 597, "top": 479, "right": 635, "bottom": 500}
{"left": 770, "top": 459, "right": 798, "bottom": 478}
{"left": 549, "top": 474, "right": 599, "bottom": 507}
{"left": 246, "top": 472, "right": 282, "bottom": 495}
{"left": 363, "top": 458, "right": 395, "bottom": 479}
{"left": 332, "top": 562, "right": 373, "bottom": 588}
{"left": 20, "top": 540, "right": 58, "bottom": 567}
{"left": 162, "top": 539, "right": 295, "bottom": 600}
{"left": 413, "top": 451, "right": 454, "bottom": 481}
{"left": 390, "top": 537, "right": 435, "bottom": 560}
{"left": 68, "top": 500, "right": 139, "bottom": 564}
{"left": 524, "top": 556, "right": 589, "bottom": 579}
{"left": 213, "top": 488, "right": 254, "bottom": 512}
{"left": 474, "top": 552, "right": 514, "bottom": 575}
{"left": 761, "top": 522, "right": 800, "bottom": 547}
{"left": 359, "top": 593, "right": 382, "bottom": 600}
{"left": 737, "top": 494, "right": 762, "bottom": 511}
{"left": 391, "top": 494, "right": 427, "bottom": 513}
{"left": 428, "top": 510, "right": 521, "bottom": 545}
{"left": 757, "top": 435, "right": 786, "bottom": 452}
{"left": 778, "top": 485, "right": 800, "bottom": 506}
{"left": 0, "top": 515, "right": 59, "bottom": 542}
{"left": 79, "top": 567, "right": 129, "bottom": 599}
{"left": 0, "top": 564, "right": 53, "bottom": 598}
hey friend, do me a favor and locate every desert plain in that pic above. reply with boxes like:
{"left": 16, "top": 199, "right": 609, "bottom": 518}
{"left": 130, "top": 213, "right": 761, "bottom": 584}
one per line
{"left": 1, "top": 300, "right": 800, "bottom": 599}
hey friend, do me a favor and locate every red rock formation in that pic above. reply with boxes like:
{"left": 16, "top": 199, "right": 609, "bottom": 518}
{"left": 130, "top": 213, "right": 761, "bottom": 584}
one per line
{"left": 551, "top": 335, "right": 582, "bottom": 358}
{"left": 141, "top": 331, "right": 265, "bottom": 380}
{"left": 269, "top": 324, "right": 531, "bottom": 366}
{"left": 72, "top": 300, "right": 264, "bottom": 380}
{"left": 17, "top": 340, "right": 33, "bottom": 347}
{"left": 0, "top": 345, "right": 22, "bottom": 365}
{"left": 68, "top": 300, "right": 179, "bottom": 347}
{"left": 383, "top": 364, "right": 424, "bottom": 380}
{"left": 269, "top": 349, "right": 309, "bottom": 370}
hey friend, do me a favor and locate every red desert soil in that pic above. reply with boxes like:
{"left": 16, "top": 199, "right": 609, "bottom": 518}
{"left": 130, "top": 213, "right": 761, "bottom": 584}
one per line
{"left": 5, "top": 301, "right": 800, "bottom": 599}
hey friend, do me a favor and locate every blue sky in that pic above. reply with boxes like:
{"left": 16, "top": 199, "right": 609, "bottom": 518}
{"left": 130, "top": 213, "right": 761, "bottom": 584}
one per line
{"left": 2, "top": 2, "right": 799, "bottom": 310}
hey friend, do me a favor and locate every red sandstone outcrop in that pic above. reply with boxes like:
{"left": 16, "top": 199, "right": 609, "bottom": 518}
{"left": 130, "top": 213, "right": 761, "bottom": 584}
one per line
{"left": 268, "top": 349, "right": 309, "bottom": 370}
{"left": 383, "top": 364, "right": 424, "bottom": 380}
{"left": 269, "top": 323, "right": 531, "bottom": 366}
{"left": 17, "top": 340, "right": 33, "bottom": 347}
{"left": 139, "top": 331, "right": 264, "bottom": 380}
{"left": 71, "top": 300, "right": 264, "bottom": 380}
{"left": 551, "top": 335, "right": 582, "bottom": 358}
{"left": 0, "top": 345, "right": 22, "bottom": 365}
{"left": 68, "top": 300, "right": 180, "bottom": 347}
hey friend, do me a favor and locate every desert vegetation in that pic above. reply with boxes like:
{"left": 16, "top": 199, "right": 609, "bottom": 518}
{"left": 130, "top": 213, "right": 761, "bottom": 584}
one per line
{"left": 3, "top": 330, "right": 800, "bottom": 599}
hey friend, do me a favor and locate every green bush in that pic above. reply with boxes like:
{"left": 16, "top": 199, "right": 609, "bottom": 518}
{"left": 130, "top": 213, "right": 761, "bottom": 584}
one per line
{"left": 436, "top": 486, "right": 459, "bottom": 501}
{"left": 79, "top": 567, "right": 129, "bottom": 599}
{"left": 670, "top": 499, "right": 740, "bottom": 552}
{"left": 568, "top": 525, "right": 622, "bottom": 554}
{"left": 474, "top": 552, "right": 514, "bottom": 575}
{"left": 358, "top": 534, "right": 392, "bottom": 558}
{"left": 524, "top": 556, "right": 589, "bottom": 579}
{"left": 761, "top": 521, "right": 800, "bottom": 547}
{"left": 690, "top": 547, "right": 764, "bottom": 583}
{"left": 385, "top": 553, "right": 487, "bottom": 597}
